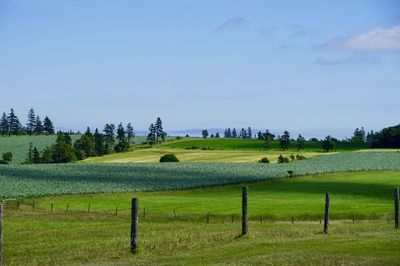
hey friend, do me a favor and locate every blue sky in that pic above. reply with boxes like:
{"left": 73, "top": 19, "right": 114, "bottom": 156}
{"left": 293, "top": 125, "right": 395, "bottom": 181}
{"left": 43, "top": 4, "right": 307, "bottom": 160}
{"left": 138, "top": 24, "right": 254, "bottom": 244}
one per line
{"left": 0, "top": 0, "right": 399, "bottom": 138}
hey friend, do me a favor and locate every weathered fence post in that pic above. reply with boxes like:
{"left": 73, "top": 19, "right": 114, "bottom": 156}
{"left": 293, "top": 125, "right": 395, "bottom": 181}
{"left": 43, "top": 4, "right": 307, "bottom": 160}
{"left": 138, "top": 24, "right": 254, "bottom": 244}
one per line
{"left": 17, "top": 201, "right": 20, "bottom": 210}
{"left": 173, "top": 209, "right": 177, "bottom": 220}
{"left": 242, "top": 186, "right": 248, "bottom": 235}
{"left": 0, "top": 202, "right": 3, "bottom": 266}
{"left": 231, "top": 215, "right": 234, "bottom": 223}
{"left": 324, "top": 192, "right": 330, "bottom": 234}
{"left": 291, "top": 217, "right": 294, "bottom": 224}
{"left": 207, "top": 212, "right": 210, "bottom": 224}
{"left": 395, "top": 187, "right": 399, "bottom": 229}
{"left": 143, "top": 208, "right": 146, "bottom": 219}
{"left": 51, "top": 203, "right": 54, "bottom": 213}
{"left": 115, "top": 206, "right": 118, "bottom": 216}
{"left": 130, "top": 198, "right": 138, "bottom": 252}
{"left": 352, "top": 215, "right": 355, "bottom": 224}
{"left": 32, "top": 202, "right": 35, "bottom": 212}
{"left": 88, "top": 204, "right": 91, "bottom": 213}
{"left": 66, "top": 203, "right": 69, "bottom": 212}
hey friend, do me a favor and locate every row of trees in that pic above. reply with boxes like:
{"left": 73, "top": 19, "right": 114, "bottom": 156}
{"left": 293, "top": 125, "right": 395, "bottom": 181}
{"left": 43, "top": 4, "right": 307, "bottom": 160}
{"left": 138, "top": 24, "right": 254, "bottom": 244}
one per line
{"left": 147, "top": 117, "right": 166, "bottom": 145}
{"left": 26, "top": 122, "right": 135, "bottom": 164}
{"left": 0, "top": 108, "right": 55, "bottom": 136}
{"left": 223, "top": 127, "right": 253, "bottom": 139}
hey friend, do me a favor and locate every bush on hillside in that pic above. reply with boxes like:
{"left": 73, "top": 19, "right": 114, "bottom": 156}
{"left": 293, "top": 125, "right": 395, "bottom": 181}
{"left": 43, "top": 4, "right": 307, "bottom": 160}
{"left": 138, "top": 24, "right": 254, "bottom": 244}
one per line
{"left": 160, "top": 153, "right": 179, "bottom": 162}
{"left": 277, "top": 155, "right": 290, "bottom": 163}
{"left": 259, "top": 157, "right": 270, "bottom": 163}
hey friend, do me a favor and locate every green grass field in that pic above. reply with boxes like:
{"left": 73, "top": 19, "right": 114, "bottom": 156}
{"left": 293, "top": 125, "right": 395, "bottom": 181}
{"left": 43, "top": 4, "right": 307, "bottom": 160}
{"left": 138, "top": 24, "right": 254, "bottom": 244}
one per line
{"left": 2, "top": 170, "right": 400, "bottom": 265}
{"left": 162, "top": 138, "right": 372, "bottom": 151}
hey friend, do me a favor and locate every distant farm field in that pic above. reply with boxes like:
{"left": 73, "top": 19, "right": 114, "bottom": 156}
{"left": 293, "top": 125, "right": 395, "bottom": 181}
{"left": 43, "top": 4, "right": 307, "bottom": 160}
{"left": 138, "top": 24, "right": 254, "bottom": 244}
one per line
{"left": 1, "top": 152, "right": 399, "bottom": 198}
{"left": 162, "top": 138, "right": 372, "bottom": 151}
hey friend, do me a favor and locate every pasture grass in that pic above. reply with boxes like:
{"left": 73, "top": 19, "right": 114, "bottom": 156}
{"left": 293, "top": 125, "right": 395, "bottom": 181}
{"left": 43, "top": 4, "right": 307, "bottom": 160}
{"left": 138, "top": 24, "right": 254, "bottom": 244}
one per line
{"left": 2, "top": 170, "right": 400, "bottom": 265}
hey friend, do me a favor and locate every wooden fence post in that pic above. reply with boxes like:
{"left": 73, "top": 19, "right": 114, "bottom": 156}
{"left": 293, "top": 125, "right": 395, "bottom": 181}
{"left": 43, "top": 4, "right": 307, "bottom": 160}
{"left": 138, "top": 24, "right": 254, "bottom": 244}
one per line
{"left": 143, "top": 208, "right": 146, "bottom": 219}
{"left": 173, "top": 209, "right": 177, "bottom": 220}
{"left": 395, "top": 187, "right": 399, "bottom": 229}
{"left": 0, "top": 202, "right": 3, "bottom": 266}
{"left": 131, "top": 198, "right": 138, "bottom": 252}
{"left": 17, "top": 201, "right": 19, "bottom": 210}
{"left": 242, "top": 186, "right": 248, "bottom": 235}
{"left": 291, "top": 217, "right": 294, "bottom": 224}
{"left": 51, "top": 203, "right": 54, "bottom": 213}
{"left": 115, "top": 206, "right": 118, "bottom": 216}
{"left": 32, "top": 202, "right": 35, "bottom": 212}
{"left": 88, "top": 204, "right": 91, "bottom": 213}
{"left": 66, "top": 203, "right": 69, "bottom": 212}
{"left": 207, "top": 212, "right": 210, "bottom": 224}
{"left": 324, "top": 192, "right": 330, "bottom": 234}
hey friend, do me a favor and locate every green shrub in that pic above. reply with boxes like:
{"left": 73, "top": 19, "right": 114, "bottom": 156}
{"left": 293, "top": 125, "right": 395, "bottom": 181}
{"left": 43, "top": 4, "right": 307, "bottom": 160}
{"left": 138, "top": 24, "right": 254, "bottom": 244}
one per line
{"left": 277, "top": 155, "right": 290, "bottom": 163}
{"left": 0, "top": 152, "right": 13, "bottom": 164}
{"left": 160, "top": 153, "right": 179, "bottom": 162}
{"left": 258, "top": 157, "right": 270, "bottom": 163}
{"left": 296, "top": 154, "right": 307, "bottom": 160}
{"left": 290, "top": 155, "right": 295, "bottom": 160}
{"left": 287, "top": 170, "right": 294, "bottom": 177}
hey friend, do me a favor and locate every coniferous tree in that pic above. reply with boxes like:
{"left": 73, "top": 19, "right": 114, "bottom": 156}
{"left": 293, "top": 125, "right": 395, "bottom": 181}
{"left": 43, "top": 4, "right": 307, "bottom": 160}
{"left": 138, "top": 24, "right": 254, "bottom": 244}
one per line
{"left": 74, "top": 127, "right": 95, "bottom": 158}
{"left": 51, "top": 131, "right": 77, "bottom": 163}
{"left": 202, "top": 129, "right": 209, "bottom": 139}
{"left": 224, "top": 128, "right": 232, "bottom": 138}
{"left": 27, "top": 142, "right": 33, "bottom": 162}
{"left": 247, "top": 127, "right": 252, "bottom": 139}
{"left": 126, "top": 123, "right": 135, "bottom": 145}
{"left": 93, "top": 128, "right": 105, "bottom": 156}
{"left": 147, "top": 123, "right": 156, "bottom": 145}
{"left": 26, "top": 108, "right": 36, "bottom": 135}
{"left": 155, "top": 117, "right": 165, "bottom": 143}
{"left": 41, "top": 146, "right": 52, "bottom": 164}
{"left": 232, "top": 128, "right": 237, "bottom": 138}
{"left": 279, "top": 131, "right": 290, "bottom": 150}
{"left": 0, "top": 112, "right": 9, "bottom": 136}
{"left": 7, "top": 108, "right": 21, "bottom": 135}
{"left": 296, "top": 134, "right": 305, "bottom": 151}
{"left": 322, "top": 135, "right": 335, "bottom": 152}
{"left": 240, "top": 128, "right": 247, "bottom": 139}
{"left": 34, "top": 115, "right": 44, "bottom": 135}
{"left": 215, "top": 132, "right": 220, "bottom": 138}
{"left": 103, "top": 124, "right": 115, "bottom": 154}
{"left": 43, "top": 116, "right": 55, "bottom": 135}
{"left": 115, "top": 123, "right": 129, "bottom": 152}
{"left": 32, "top": 147, "right": 41, "bottom": 164}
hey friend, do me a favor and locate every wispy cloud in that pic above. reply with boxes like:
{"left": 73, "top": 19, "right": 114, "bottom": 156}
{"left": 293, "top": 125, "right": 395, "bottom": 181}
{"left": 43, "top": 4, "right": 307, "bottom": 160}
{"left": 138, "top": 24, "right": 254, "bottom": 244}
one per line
{"left": 321, "top": 25, "right": 400, "bottom": 52}
{"left": 215, "top": 17, "right": 246, "bottom": 32}
{"left": 314, "top": 55, "right": 381, "bottom": 66}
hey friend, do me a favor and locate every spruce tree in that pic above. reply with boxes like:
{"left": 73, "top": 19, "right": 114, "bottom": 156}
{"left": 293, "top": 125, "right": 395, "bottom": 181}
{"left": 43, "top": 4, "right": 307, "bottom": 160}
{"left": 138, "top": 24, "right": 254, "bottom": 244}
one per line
{"left": 94, "top": 128, "right": 105, "bottom": 156}
{"left": 115, "top": 123, "right": 129, "bottom": 152}
{"left": 232, "top": 128, "right": 237, "bottom": 138}
{"left": 247, "top": 127, "right": 252, "bottom": 139}
{"left": 0, "top": 112, "right": 9, "bottom": 136}
{"left": 103, "top": 124, "right": 115, "bottom": 154}
{"left": 215, "top": 132, "right": 220, "bottom": 138}
{"left": 8, "top": 108, "right": 21, "bottom": 135}
{"left": 155, "top": 117, "right": 165, "bottom": 143}
{"left": 34, "top": 115, "right": 44, "bottom": 135}
{"left": 147, "top": 123, "right": 156, "bottom": 145}
{"left": 126, "top": 123, "right": 135, "bottom": 145}
{"left": 322, "top": 135, "right": 335, "bottom": 152}
{"left": 26, "top": 108, "right": 36, "bottom": 135}
{"left": 296, "top": 134, "right": 305, "bottom": 151}
{"left": 32, "top": 147, "right": 41, "bottom": 164}
{"left": 201, "top": 129, "right": 209, "bottom": 139}
{"left": 43, "top": 116, "right": 55, "bottom": 135}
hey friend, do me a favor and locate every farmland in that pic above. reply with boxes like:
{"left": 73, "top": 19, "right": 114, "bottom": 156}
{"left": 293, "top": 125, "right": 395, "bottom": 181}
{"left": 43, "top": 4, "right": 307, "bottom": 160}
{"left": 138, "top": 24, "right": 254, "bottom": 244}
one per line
{"left": 2, "top": 170, "right": 400, "bottom": 265}
{"left": 1, "top": 151, "right": 399, "bottom": 198}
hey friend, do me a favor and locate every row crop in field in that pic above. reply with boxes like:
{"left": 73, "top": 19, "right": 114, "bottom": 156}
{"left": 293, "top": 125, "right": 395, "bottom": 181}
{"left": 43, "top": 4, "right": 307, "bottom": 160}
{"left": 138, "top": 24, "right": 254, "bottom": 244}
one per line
{"left": 0, "top": 152, "right": 399, "bottom": 198}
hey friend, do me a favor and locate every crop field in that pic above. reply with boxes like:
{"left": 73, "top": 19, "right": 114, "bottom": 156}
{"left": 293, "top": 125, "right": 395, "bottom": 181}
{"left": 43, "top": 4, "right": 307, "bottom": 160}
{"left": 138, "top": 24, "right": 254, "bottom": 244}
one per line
{"left": 0, "top": 135, "right": 80, "bottom": 164}
{"left": 2, "top": 170, "right": 400, "bottom": 265}
{"left": 82, "top": 147, "right": 326, "bottom": 163}
{"left": 162, "top": 138, "right": 372, "bottom": 151}
{"left": 1, "top": 152, "right": 399, "bottom": 198}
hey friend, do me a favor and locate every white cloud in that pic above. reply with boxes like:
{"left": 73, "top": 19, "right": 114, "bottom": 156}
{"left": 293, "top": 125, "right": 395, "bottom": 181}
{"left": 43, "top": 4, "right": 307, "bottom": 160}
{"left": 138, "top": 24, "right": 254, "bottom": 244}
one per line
{"left": 323, "top": 25, "right": 400, "bottom": 52}
{"left": 215, "top": 17, "right": 246, "bottom": 32}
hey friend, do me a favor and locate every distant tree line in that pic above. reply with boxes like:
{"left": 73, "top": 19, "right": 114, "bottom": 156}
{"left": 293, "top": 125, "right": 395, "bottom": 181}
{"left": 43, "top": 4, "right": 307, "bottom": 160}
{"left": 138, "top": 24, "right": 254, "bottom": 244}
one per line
{"left": 223, "top": 127, "right": 253, "bottom": 139}
{"left": 24, "top": 117, "right": 167, "bottom": 164}
{"left": 0, "top": 108, "right": 55, "bottom": 136}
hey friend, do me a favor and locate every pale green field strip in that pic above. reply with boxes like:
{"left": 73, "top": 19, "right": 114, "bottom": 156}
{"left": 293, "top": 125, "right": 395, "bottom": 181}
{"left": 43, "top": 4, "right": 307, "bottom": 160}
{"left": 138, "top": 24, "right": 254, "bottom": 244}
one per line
{"left": 82, "top": 147, "right": 328, "bottom": 163}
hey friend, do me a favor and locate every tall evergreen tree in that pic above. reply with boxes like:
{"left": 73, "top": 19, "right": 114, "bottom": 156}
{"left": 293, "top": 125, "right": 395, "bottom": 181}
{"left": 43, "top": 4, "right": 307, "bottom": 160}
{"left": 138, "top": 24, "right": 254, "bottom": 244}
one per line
{"left": 155, "top": 117, "right": 165, "bottom": 143}
{"left": 240, "top": 128, "right": 247, "bottom": 139}
{"left": 126, "top": 123, "right": 135, "bottom": 145}
{"left": 202, "top": 129, "right": 209, "bottom": 139}
{"left": 247, "top": 127, "right": 252, "bottom": 139}
{"left": 147, "top": 123, "right": 156, "bottom": 145}
{"left": 0, "top": 112, "right": 9, "bottom": 136}
{"left": 27, "top": 142, "right": 33, "bottom": 162}
{"left": 7, "top": 108, "right": 21, "bottom": 135}
{"left": 32, "top": 147, "right": 41, "bottom": 164}
{"left": 115, "top": 123, "right": 129, "bottom": 152}
{"left": 215, "top": 132, "right": 220, "bottom": 138}
{"left": 322, "top": 135, "right": 335, "bottom": 152}
{"left": 34, "top": 115, "right": 44, "bottom": 135}
{"left": 232, "top": 128, "right": 237, "bottom": 138}
{"left": 51, "top": 131, "right": 77, "bottom": 163}
{"left": 103, "top": 124, "right": 115, "bottom": 154}
{"left": 279, "top": 131, "right": 290, "bottom": 150}
{"left": 43, "top": 116, "right": 55, "bottom": 135}
{"left": 74, "top": 127, "right": 95, "bottom": 158}
{"left": 296, "top": 134, "right": 305, "bottom": 151}
{"left": 26, "top": 108, "right": 36, "bottom": 135}
{"left": 93, "top": 128, "right": 105, "bottom": 156}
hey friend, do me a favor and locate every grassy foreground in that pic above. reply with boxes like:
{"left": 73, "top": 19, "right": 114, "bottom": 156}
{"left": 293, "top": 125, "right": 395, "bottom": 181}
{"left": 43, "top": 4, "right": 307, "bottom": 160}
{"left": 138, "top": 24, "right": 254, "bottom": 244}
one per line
{"left": 2, "top": 171, "right": 400, "bottom": 265}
